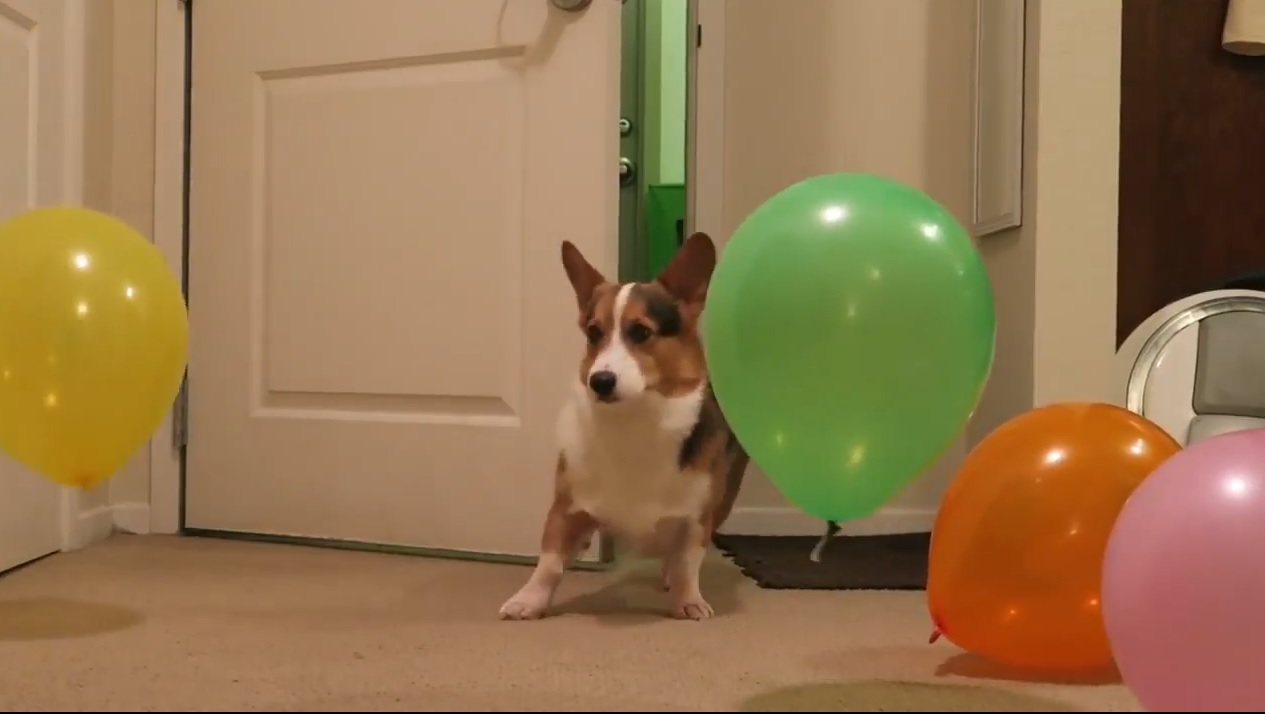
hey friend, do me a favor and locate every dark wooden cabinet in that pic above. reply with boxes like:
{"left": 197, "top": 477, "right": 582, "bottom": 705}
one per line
{"left": 1118, "top": 0, "right": 1265, "bottom": 345}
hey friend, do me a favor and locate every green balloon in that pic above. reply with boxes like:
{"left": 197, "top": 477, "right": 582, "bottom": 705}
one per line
{"left": 704, "top": 173, "right": 996, "bottom": 522}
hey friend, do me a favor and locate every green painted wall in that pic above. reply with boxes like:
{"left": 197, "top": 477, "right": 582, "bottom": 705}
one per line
{"left": 643, "top": 0, "right": 687, "bottom": 186}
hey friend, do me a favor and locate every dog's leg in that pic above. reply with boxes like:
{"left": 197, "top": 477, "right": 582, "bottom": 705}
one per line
{"left": 499, "top": 500, "right": 595, "bottom": 621}
{"left": 664, "top": 518, "right": 713, "bottom": 620}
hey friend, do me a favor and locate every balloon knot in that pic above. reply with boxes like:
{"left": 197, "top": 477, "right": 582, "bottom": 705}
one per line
{"left": 928, "top": 628, "right": 942, "bottom": 644}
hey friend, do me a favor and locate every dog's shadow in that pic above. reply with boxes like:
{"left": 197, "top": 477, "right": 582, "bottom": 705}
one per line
{"left": 552, "top": 557, "right": 745, "bottom": 626}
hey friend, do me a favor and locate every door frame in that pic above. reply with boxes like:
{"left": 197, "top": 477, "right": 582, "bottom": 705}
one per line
{"left": 146, "top": 0, "right": 729, "bottom": 537}
{"left": 689, "top": 0, "right": 725, "bottom": 243}
{"left": 148, "top": 0, "right": 187, "bottom": 535}
{"left": 58, "top": 0, "right": 97, "bottom": 550}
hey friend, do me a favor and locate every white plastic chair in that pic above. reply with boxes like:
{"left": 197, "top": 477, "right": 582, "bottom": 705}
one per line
{"left": 1116, "top": 289, "right": 1265, "bottom": 447}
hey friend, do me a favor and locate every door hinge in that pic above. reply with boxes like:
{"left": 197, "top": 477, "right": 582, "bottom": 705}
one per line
{"left": 696, "top": 24, "right": 703, "bottom": 48}
{"left": 172, "top": 376, "right": 189, "bottom": 450}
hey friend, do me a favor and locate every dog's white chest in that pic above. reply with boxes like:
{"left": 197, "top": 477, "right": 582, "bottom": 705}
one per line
{"left": 557, "top": 389, "right": 711, "bottom": 542}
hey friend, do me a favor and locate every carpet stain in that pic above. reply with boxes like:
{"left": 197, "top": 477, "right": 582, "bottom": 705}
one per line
{"left": 740, "top": 680, "right": 1083, "bottom": 712}
{"left": 0, "top": 597, "right": 143, "bottom": 640}
{"left": 935, "top": 652, "right": 1123, "bottom": 686}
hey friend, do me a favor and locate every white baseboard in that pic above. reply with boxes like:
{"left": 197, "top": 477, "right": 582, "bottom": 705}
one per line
{"left": 61, "top": 501, "right": 152, "bottom": 553}
{"left": 719, "top": 505, "right": 935, "bottom": 537}
{"left": 83, "top": 502, "right": 932, "bottom": 546}
{"left": 112, "top": 502, "right": 152, "bottom": 535}
{"left": 65, "top": 504, "right": 116, "bottom": 550}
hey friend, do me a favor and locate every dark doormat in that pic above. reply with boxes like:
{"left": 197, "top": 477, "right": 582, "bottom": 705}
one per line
{"left": 712, "top": 530, "right": 931, "bottom": 591}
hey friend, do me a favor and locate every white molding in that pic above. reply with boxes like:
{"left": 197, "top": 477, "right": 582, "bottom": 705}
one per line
{"left": 719, "top": 506, "right": 935, "bottom": 538}
{"left": 970, "top": 0, "right": 1026, "bottom": 238}
{"left": 66, "top": 504, "right": 115, "bottom": 550}
{"left": 67, "top": 503, "right": 151, "bottom": 548}
{"left": 149, "top": 0, "right": 188, "bottom": 535}
{"left": 689, "top": 0, "right": 725, "bottom": 242}
{"left": 112, "top": 503, "right": 152, "bottom": 535}
{"left": 57, "top": 0, "right": 99, "bottom": 552}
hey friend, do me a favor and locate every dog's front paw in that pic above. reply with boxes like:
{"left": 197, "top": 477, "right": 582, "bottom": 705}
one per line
{"left": 671, "top": 593, "right": 714, "bottom": 621}
{"left": 499, "top": 584, "right": 553, "bottom": 621}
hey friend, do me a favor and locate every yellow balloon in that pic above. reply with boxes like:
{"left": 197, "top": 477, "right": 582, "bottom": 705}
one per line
{"left": 0, "top": 207, "right": 189, "bottom": 489}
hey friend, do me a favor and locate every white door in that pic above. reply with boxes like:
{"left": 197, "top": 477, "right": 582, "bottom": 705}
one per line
{"left": 0, "top": 0, "right": 73, "bottom": 570}
{"left": 185, "top": 0, "right": 620, "bottom": 559}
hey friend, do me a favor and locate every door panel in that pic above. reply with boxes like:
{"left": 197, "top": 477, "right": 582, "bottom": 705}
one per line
{"left": 1118, "top": 0, "right": 1265, "bottom": 345}
{"left": 186, "top": 0, "right": 620, "bottom": 558}
{"left": 0, "top": 0, "right": 70, "bottom": 570}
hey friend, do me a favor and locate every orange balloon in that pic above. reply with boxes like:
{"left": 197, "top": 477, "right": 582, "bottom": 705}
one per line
{"left": 926, "top": 402, "right": 1180, "bottom": 672}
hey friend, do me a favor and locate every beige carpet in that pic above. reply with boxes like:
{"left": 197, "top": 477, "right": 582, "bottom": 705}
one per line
{"left": 0, "top": 535, "right": 1140, "bottom": 712}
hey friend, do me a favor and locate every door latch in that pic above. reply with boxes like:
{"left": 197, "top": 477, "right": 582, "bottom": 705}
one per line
{"left": 619, "top": 157, "right": 636, "bottom": 187}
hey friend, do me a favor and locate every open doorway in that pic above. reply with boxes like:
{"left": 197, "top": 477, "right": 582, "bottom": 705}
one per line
{"left": 596, "top": 0, "right": 695, "bottom": 565}
{"left": 620, "top": 0, "right": 691, "bottom": 282}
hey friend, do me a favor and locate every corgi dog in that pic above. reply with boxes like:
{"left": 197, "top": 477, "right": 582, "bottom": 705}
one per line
{"left": 499, "top": 232, "right": 749, "bottom": 621}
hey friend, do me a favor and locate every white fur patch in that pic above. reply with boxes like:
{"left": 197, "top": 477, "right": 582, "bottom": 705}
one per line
{"left": 556, "top": 379, "right": 711, "bottom": 549}
{"left": 588, "top": 283, "right": 647, "bottom": 400}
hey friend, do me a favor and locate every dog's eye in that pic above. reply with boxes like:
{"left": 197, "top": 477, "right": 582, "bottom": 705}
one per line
{"left": 585, "top": 324, "right": 603, "bottom": 345}
{"left": 626, "top": 323, "right": 653, "bottom": 345}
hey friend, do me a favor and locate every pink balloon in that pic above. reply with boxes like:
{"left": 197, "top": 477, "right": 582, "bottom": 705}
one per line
{"left": 1102, "top": 428, "right": 1265, "bottom": 712}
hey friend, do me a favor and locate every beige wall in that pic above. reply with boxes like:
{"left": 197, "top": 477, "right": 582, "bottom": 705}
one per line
{"left": 719, "top": 0, "right": 1121, "bottom": 525}
{"left": 971, "top": 0, "right": 1121, "bottom": 436}
{"left": 93, "top": 0, "right": 1122, "bottom": 530}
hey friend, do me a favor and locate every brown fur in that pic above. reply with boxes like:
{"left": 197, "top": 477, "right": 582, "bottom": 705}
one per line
{"left": 563, "top": 233, "right": 717, "bottom": 400}
{"left": 501, "top": 233, "right": 749, "bottom": 621}
{"left": 689, "top": 387, "right": 749, "bottom": 534}
{"left": 564, "top": 233, "right": 750, "bottom": 572}
{"left": 618, "top": 283, "right": 708, "bottom": 398}
{"left": 558, "top": 232, "right": 749, "bottom": 542}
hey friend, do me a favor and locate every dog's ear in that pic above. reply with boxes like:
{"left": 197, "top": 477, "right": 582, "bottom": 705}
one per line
{"left": 656, "top": 232, "right": 717, "bottom": 308}
{"left": 560, "top": 241, "right": 608, "bottom": 310}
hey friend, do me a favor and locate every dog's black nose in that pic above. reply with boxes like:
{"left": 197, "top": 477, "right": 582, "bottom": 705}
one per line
{"left": 588, "top": 370, "right": 617, "bottom": 398}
